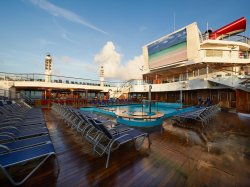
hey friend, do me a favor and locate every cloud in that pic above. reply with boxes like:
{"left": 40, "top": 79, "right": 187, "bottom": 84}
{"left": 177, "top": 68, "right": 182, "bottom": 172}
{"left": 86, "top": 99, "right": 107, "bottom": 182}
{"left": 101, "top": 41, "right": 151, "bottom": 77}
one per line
{"left": 61, "top": 32, "right": 77, "bottom": 43}
{"left": 125, "top": 55, "right": 144, "bottom": 79}
{"left": 94, "top": 41, "right": 121, "bottom": 65}
{"left": 52, "top": 18, "right": 80, "bottom": 44}
{"left": 29, "top": 0, "right": 108, "bottom": 35}
{"left": 94, "top": 41, "right": 144, "bottom": 80}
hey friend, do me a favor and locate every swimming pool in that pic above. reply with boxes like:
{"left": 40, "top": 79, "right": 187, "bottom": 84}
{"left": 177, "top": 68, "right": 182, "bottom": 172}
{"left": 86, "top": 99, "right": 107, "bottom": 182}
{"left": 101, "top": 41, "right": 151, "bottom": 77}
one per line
{"left": 80, "top": 103, "right": 195, "bottom": 131}
{"left": 80, "top": 102, "right": 195, "bottom": 119}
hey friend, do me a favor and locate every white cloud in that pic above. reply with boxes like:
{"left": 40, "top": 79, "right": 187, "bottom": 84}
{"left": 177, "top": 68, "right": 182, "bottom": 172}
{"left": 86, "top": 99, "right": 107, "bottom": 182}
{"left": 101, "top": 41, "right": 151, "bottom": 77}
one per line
{"left": 94, "top": 41, "right": 144, "bottom": 80}
{"left": 125, "top": 55, "right": 144, "bottom": 79}
{"left": 52, "top": 18, "right": 80, "bottom": 44}
{"left": 94, "top": 41, "right": 121, "bottom": 65}
{"left": 29, "top": 0, "right": 108, "bottom": 35}
{"left": 61, "top": 32, "right": 77, "bottom": 43}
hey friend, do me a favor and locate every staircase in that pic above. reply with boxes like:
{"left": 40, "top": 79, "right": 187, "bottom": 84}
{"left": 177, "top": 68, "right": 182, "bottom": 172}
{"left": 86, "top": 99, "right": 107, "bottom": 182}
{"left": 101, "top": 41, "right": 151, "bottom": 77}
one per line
{"left": 111, "top": 79, "right": 134, "bottom": 98}
{"left": 207, "top": 74, "right": 250, "bottom": 92}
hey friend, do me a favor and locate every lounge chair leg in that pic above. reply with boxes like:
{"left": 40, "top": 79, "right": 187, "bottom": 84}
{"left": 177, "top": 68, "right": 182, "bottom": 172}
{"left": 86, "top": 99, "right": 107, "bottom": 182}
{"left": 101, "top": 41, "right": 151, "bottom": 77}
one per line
{"left": 106, "top": 151, "right": 111, "bottom": 168}
{"left": 1, "top": 153, "right": 53, "bottom": 186}
{"left": 160, "top": 125, "right": 164, "bottom": 133}
{"left": 81, "top": 132, "right": 85, "bottom": 142}
{"left": 55, "top": 155, "right": 60, "bottom": 178}
{"left": 148, "top": 134, "right": 152, "bottom": 149}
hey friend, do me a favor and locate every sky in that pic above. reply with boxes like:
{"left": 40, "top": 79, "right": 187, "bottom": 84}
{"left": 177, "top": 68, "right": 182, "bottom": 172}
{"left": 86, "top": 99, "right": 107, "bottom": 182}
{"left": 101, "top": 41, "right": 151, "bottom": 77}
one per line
{"left": 0, "top": 0, "right": 249, "bottom": 81}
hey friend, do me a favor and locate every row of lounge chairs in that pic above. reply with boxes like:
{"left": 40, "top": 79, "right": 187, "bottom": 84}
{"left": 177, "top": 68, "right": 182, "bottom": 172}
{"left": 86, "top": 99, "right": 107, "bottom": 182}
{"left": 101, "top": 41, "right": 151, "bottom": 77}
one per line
{"left": 172, "top": 104, "right": 221, "bottom": 127}
{"left": 0, "top": 99, "right": 58, "bottom": 186}
{"left": 52, "top": 103, "right": 150, "bottom": 168}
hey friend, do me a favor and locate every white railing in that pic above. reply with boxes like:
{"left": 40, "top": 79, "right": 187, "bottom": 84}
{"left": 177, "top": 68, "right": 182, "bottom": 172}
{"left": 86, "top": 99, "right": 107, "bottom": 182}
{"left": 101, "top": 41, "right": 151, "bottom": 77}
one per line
{"left": 202, "top": 34, "right": 250, "bottom": 45}
{"left": 0, "top": 72, "right": 123, "bottom": 87}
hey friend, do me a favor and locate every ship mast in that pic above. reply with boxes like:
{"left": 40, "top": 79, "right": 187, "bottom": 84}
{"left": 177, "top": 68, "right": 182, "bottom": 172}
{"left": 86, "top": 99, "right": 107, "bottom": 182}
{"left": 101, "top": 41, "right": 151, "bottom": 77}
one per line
{"left": 44, "top": 53, "right": 52, "bottom": 82}
{"left": 100, "top": 65, "right": 104, "bottom": 87}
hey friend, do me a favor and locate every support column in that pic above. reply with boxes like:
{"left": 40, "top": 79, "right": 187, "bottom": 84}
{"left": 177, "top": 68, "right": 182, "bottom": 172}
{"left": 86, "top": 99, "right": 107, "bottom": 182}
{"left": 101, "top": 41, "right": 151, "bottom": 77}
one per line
{"left": 206, "top": 64, "right": 209, "bottom": 78}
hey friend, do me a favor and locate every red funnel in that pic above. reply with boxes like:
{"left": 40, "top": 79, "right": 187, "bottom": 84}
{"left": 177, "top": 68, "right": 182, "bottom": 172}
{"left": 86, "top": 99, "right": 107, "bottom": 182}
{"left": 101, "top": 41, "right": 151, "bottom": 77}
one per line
{"left": 209, "top": 17, "right": 246, "bottom": 39}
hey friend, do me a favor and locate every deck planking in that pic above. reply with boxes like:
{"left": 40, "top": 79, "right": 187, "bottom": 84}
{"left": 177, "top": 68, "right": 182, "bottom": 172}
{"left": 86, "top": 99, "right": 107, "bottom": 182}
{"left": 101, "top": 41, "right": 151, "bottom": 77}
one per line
{"left": 0, "top": 109, "right": 250, "bottom": 186}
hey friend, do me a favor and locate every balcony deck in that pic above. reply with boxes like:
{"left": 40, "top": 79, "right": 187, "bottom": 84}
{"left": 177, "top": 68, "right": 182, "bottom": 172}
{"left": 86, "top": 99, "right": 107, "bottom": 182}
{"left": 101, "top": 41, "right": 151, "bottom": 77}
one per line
{"left": 0, "top": 109, "right": 250, "bottom": 186}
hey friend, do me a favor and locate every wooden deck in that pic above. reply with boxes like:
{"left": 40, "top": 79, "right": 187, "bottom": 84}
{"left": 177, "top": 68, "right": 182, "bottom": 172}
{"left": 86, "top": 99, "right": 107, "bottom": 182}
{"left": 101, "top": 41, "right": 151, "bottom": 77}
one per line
{"left": 1, "top": 109, "right": 250, "bottom": 186}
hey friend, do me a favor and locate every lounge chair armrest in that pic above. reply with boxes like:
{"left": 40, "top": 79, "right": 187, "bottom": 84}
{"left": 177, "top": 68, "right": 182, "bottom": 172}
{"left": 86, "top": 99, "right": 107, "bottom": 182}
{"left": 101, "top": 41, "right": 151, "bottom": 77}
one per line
{"left": 113, "top": 134, "right": 132, "bottom": 142}
{"left": 2, "top": 117, "right": 23, "bottom": 122}
{"left": 0, "top": 144, "right": 11, "bottom": 153}
{"left": 93, "top": 120, "right": 103, "bottom": 125}
{"left": 0, "top": 134, "right": 16, "bottom": 142}
{"left": 0, "top": 132, "right": 16, "bottom": 137}
{"left": 0, "top": 126, "right": 19, "bottom": 132}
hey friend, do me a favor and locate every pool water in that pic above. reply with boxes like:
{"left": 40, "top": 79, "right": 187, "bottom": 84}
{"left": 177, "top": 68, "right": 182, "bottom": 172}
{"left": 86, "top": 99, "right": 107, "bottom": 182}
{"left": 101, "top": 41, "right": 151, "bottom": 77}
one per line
{"left": 81, "top": 102, "right": 195, "bottom": 119}
{"left": 80, "top": 103, "right": 195, "bottom": 131}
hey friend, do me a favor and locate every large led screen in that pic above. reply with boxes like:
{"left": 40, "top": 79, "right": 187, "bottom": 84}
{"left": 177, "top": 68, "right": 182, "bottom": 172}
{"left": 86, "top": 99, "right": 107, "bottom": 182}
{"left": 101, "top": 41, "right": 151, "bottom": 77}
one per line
{"left": 147, "top": 29, "right": 187, "bottom": 69}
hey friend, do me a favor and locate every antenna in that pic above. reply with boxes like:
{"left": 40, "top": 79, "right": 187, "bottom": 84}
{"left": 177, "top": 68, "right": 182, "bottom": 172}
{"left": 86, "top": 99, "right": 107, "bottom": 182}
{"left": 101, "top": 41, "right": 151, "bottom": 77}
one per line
{"left": 206, "top": 21, "right": 209, "bottom": 39}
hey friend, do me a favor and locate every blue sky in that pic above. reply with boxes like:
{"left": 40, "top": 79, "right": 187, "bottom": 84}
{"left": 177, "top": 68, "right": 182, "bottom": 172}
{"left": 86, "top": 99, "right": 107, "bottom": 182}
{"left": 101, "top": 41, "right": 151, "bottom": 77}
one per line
{"left": 0, "top": 0, "right": 249, "bottom": 80}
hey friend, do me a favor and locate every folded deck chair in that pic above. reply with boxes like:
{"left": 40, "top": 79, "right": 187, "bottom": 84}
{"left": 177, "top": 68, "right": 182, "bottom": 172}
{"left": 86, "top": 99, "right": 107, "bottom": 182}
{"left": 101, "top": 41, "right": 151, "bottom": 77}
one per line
{"left": 94, "top": 124, "right": 150, "bottom": 168}
{"left": 0, "top": 142, "right": 58, "bottom": 186}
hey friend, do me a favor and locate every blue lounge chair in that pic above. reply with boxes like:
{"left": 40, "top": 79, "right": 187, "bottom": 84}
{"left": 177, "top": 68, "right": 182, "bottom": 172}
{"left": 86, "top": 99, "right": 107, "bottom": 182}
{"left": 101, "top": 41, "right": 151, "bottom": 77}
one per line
{"left": 0, "top": 126, "right": 48, "bottom": 143}
{"left": 0, "top": 134, "right": 51, "bottom": 154}
{"left": 93, "top": 123, "right": 150, "bottom": 168}
{"left": 0, "top": 143, "right": 58, "bottom": 186}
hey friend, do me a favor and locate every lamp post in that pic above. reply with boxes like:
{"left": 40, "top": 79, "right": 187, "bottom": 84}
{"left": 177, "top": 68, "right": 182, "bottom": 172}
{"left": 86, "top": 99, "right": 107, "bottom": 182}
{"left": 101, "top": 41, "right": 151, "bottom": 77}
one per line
{"left": 148, "top": 85, "right": 152, "bottom": 113}
{"left": 180, "top": 81, "right": 188, "bottom": 108}
{"left": 180, "top": 89, "right": 183, "bottom": 109}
